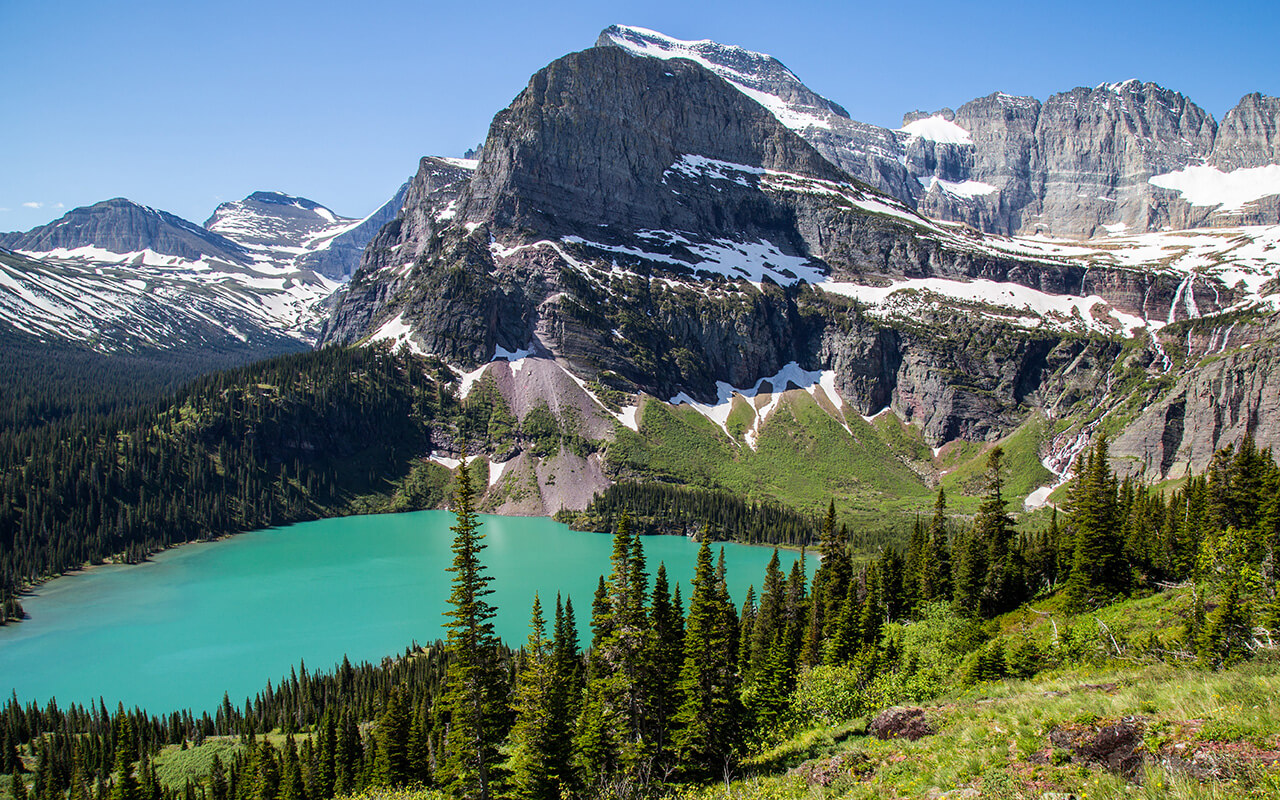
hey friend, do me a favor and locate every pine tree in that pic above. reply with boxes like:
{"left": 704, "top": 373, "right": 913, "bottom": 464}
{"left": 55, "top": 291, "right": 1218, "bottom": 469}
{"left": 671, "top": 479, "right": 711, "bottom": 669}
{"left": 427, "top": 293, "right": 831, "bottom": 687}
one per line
{"left": 373, "top": 686, "right": 410, "bottom": 787}
{"left": 648, "top": 563, "right": 684, "bottom": 767}
{"left": 435, "top": 459, "right": 503, "bottom": 800}
{"left": 573, "top": 514, "right": 654, "bottom": 783}
{"left": 333, "top": 712, "right": 360, "bottom": 797}
{"left": 252, "top": 740, "right": 279, "bottom": 800}
{"left": 1066, "top": 437, "right": 1127, "bottom": 610}
{"left": 111, "top": 716, "right": 140, "bottom": 800}
{"left": 673, "top": 538, "right": 741, "bottom": 779}
{"left": 1200, "top": 579, "right": 1253, "bottom": 667}
{"left": 505, "top": 596, "right": 557, "bottom": 800}
{"left": 972, "top": 447, "right": 1021, "bottom": 616}
{"left": 921, "top": 487, "right": 952, "bottom": 603}
{"left": 279, "top": 737, "right": 305, "bottom": 800}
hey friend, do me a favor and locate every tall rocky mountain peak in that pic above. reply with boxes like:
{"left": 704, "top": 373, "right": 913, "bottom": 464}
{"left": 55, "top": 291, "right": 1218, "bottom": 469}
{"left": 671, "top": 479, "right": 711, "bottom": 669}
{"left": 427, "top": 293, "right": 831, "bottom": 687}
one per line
{"left": 601, "top": 24, "right": 1280, "bottom": 238}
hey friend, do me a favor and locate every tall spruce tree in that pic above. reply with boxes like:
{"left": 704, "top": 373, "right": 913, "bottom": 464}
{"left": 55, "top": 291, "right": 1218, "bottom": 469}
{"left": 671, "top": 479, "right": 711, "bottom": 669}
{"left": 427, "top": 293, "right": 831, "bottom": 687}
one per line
{"left": 436, "top": 459, "right": 503, "bottom": 800}
{"left": 673, "top": 537, "right": 741, "bottom": 779}
{"left": 1066, "top": 437, "right": 1126, "bottom": 610}
{"left": 505, "top": 596, "right": 557, "bottom": 800}
{"left": 921, "top": 487, "right": 952, "bottom": 603}
{"left": 373, "top": 686, "right": 410, "bottom": 787}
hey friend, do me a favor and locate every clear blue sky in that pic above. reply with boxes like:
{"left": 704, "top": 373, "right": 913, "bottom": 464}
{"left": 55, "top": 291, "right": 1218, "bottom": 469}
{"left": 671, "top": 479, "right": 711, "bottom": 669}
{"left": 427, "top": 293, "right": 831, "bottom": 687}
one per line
{"left": 3, "top": 0, "right": 1277, "bottom": 233}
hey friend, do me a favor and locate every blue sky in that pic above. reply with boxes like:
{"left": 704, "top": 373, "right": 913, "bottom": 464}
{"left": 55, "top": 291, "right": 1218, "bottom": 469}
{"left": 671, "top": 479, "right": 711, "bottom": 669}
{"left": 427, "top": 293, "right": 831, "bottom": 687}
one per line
{"left": 3, "top": 0, "right": 1277, "bottom": 232}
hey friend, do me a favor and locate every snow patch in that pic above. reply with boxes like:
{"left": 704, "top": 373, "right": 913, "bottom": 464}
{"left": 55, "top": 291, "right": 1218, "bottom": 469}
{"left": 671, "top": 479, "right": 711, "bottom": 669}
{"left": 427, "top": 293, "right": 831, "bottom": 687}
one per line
{"left": 918, "top": 176, "right": 997, "bottom": 198}
{"left": 819, "top": 276, "right": 1154, "bottom": 337}
{"left": 368, "top": 313, "right": 426, "bottom": 354}
{"left": 1149, "top": 165, "right": 1280, "bottom": 212}
{"left": 488, "top": 459, "right": 508, "bottom": 488}
{"left": 900, "top": 115, "right": 973, "bottom": 145}
{"left": 1024, "top": 485, "right": 1055, "bottom": 510}
{"left": 616, "top": 404, "right": 641, "bottom": 432}
{"left": 669, "top": 362, "right": 847, "bottom": 449}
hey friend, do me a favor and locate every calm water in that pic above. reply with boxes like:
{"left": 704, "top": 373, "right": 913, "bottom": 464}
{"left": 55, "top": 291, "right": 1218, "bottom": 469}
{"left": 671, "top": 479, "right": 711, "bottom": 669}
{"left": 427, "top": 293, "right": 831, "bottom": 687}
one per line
{"left": 0, "top": 512, "right": 803, "bottom": 715}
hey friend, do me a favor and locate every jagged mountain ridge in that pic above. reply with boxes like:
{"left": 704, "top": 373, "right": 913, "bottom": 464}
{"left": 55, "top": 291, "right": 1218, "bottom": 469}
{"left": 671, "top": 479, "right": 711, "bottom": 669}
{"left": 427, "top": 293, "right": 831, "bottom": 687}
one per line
{"left": 597, "top": 25, "right": 1280, "bottom": 238}
{"left": 317, "top": 34, "right": 1280, "bottom": 515}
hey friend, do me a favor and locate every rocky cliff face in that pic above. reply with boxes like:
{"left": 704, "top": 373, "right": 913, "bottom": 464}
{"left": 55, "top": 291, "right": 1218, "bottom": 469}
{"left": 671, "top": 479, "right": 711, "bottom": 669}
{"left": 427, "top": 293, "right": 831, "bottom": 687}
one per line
{"left": 1113, "top": 314, "right": 1280, "bottom": 476}
{"left": 599, "top": 26, "right": 1280, "bottom": 239}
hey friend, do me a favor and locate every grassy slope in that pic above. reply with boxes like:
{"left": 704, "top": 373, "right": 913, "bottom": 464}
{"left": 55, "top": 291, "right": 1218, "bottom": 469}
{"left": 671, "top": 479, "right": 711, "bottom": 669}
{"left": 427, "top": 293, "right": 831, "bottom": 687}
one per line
{"left": 606, "top": 393, "right": 934, "bottom": 524}
{"left": 695, "top": 662, "right": 1280, "bottom": 800}
{"left": 606, "top": 392, "right": 1057, "bottom": 530}
{"left": 683, "top": 588, "right": 1280, "bottom": 800}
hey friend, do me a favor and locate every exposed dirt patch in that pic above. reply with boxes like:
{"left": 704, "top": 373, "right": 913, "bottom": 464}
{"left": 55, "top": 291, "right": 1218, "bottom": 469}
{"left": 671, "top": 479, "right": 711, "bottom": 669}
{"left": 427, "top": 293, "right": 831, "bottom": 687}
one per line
{"left": 1045, "top": 717, "right": 1147, "bottom": 778}
{"left": 869, "top": 706, "right": 936, "bottom": 741}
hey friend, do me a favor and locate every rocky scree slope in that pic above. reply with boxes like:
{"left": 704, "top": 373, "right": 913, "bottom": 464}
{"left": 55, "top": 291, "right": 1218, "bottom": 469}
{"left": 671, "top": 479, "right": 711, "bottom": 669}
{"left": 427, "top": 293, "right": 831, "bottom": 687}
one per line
{"left": 597, "top": 25, "right": 1280, "bottom": 239}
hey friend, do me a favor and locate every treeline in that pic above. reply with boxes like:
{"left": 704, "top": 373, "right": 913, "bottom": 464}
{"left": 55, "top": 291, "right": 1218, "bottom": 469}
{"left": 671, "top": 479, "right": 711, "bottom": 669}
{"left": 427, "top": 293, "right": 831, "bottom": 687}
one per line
{"left": 0, "top": 346, "right": 445, "bottom": 611}
{"left": 560, "top": 481, "right": 818, "bottom": 546}
{"left": 7, "top": 441, "right": 1279, "bottom": 800}
{"left": 0, "top": 341, "right": 304, "bottom": 435}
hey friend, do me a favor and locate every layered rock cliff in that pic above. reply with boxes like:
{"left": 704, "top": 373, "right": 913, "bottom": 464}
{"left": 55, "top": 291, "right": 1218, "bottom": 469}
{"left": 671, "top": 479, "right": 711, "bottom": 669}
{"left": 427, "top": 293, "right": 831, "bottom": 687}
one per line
{"left": 598, "top": 26, "right": 1280, "bottom": 239}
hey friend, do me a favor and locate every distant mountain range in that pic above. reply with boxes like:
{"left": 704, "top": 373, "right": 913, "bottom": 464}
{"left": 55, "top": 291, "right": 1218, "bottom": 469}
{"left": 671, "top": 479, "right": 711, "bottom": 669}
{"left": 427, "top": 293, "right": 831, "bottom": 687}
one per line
{"left": 0, "top": 183, "right": 406, "bottom": 354}
{"left": 597, "top": 25, "right": 1280, "bottom": 238}
{"left": 4, "top": 23, "right": 1280, "bottom": 515}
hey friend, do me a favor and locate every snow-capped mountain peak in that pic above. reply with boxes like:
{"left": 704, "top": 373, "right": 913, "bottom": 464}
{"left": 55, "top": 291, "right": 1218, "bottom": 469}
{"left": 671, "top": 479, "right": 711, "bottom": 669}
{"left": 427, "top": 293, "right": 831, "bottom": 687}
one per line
{"left": 596, "top": 24, "right": 850, "bottom": 132}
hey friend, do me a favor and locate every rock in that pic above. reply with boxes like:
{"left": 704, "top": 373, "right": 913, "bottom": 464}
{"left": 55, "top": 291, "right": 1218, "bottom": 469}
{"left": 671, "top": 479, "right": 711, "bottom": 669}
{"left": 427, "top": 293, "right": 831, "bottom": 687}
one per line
{"left": 1047, "top": 717, "right": 1146, "bottom": 778}
{"left": 788, "top": 751, "right": 870, "bottom": 786}
{"left": 1211, "top": 93, "right": 1280, "bottom": 170}
{"left": 1112, "top": 315, "right": 1280, "bottom": 478}
{"left": 296, "top": 182, "right": 411, "bottom": 280}
{"left": 868, "top": 706, "right": 935, "bottom": 741}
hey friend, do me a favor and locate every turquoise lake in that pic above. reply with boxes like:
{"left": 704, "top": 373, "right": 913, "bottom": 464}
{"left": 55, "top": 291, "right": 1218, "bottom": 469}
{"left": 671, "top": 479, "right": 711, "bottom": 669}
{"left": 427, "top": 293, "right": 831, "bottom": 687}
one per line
{"left": 0, "top": 512, "right": 804, "bottom": 715}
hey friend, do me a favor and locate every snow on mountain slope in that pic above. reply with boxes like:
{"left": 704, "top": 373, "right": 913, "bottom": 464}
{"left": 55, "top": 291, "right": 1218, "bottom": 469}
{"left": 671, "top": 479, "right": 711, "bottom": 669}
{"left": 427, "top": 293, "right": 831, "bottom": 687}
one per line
{"left": 205, "top": 191, "right": 364, "bottom": 276}
{"left": 0, "top": 237, "right": 338, "bottom": 352}
{"left": 1149, "top": 165, "right": 1280, "bottom": 212}
{"left": 597, "top": 24, "right": 848, "bottom": 132}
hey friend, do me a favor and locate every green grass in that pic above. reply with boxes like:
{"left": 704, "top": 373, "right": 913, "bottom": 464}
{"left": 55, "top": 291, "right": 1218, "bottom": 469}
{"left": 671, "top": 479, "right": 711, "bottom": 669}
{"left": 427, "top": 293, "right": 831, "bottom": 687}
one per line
{"left": 681, "top": 658, "right": 1280, "bottom": 800}
{"left": 153, "top": 738, "right": 244, "bottom": 790}
{"left": 607, "top": 393, "right": 934, "bottom": 524}
{"left": 940, "top": 413, "right": 1054, "bottom": 505}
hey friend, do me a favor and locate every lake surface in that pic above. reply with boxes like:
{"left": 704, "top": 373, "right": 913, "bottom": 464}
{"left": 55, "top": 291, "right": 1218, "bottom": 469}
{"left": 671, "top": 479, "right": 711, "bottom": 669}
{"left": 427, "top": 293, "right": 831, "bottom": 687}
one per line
{"left": 0, "top": 512, "right": 804, "bottom": 715}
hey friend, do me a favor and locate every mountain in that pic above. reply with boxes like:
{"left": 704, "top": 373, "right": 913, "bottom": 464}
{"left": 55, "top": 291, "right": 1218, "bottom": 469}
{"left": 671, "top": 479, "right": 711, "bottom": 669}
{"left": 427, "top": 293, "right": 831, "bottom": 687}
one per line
{"left": 205, "top": 188, "right": 410, "bottom": 280}
{"left": 0, "top": 197, "right": 252, "bottom": 263}
{"left": 294, "top": 182, "right": 411, "bottom": 280}
{"left": 597, "top": 25, "right": 1280, "bottom": 238}
{"left": 312, "top": 33, "right": 1280, "bottom": 521}
{"left": 0, "top": 198, "right": 339, "bottom": 353}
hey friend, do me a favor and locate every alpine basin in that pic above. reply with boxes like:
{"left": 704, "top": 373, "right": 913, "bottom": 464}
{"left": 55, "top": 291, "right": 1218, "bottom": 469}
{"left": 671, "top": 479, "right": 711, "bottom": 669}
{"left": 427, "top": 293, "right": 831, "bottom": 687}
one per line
{"left": 0, "top": 512, "right": 804, "bottom": 714}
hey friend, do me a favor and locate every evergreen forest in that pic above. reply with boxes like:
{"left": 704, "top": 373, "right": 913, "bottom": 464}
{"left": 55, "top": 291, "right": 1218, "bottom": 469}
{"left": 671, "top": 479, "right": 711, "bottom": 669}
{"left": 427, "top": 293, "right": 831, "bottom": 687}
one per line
{"left": 3, "top": 436, "right": 1278, "bottom": 800}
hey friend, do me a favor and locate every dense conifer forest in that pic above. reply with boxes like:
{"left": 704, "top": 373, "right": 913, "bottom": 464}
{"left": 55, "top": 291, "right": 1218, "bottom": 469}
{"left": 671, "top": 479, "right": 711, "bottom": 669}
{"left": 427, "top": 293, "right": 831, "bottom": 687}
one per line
{"left": 3, "top": 441, "right": 1277, "bottom": 799}
{"left": 0, "top": 346, "right": 455, "bottom": 618}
